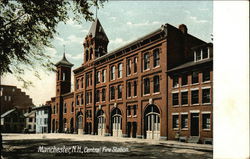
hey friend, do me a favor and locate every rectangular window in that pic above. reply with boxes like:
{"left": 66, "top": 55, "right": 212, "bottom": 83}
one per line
{"left": 202, "top": 70, "right": 210, "bottom": 82}
{"left": 29, "top": 118, "right": 33, "bottom": 122}
{"left": 81, "top": 94, "right": 83, "bottom": 105}
{"left": 76, "top": 95, "right": 79, "bottom": 105}
{"left": 195, "top": 50, "right": 202, "bottom": 61}
{"left": 202, "top": 114, "right": 211, "bottom": 129}
{"left": 133, "top": 81, "right": 137, "bottom": 96}
{"left": 8, "top": 96, "right": 11, "bottom": 101}
{"left": 110, "top": 66, "right": 115, "bottom": 80}
{"left": 102, "top": 69, "right": 106, "bottom": 82}
{"left": 96, "top": 71, "right": 101, "bottom": 84}
{"left": 133, "top": 105, "right": 137, "bottom": 116}
{"left": 110, "top": 86, "right": 115, "bottom": 100}
{"left": 96, "top": 90, "right": 100, "bottom": 102}
{"left": 86, "top": 74, "right": 89, "bottom": 87}
{"left": 127, "top": 82, "right": 131, "bottom": 97}
{"left": 76, "top": 79, "right": 79, "bottom": 89}
{"left": 102, "top": 88, "right": 106, "bottom": 101}
{"left": 118, "top": 63, "right": 123, "bottom": 78}
{"left": 153, "top": 49, "right": 160, "bottom": 67}
{"left": 127, "top": 106, "right": 131, "bottom": 116}
{"left": 71, "top": 102, "right": 74, "bottom": 113}
{"left": 118, "top": 85, "right": 122, "bottom": 99}
{"left": 181, "top": 74, "right": 188, "bottom": 86}
{"left": 144, "top": 78, "right": 150, "bottom": 95}
{"left": 181, "top": 114, "right": 188, "bottom": 129}
{"left": 127, "top": 59, "right": 131, "bottom": 75}
{"left": 202, "top": 47, "right": 209, "bottom": 59}
{"left": 172, "top": 115, "right": 179, "bottom": 129}
{"left": 181, "top": 92, "right": 188, "bottom": 105}
{"left": 64, "top": 103, "right": 67, "bottom": 113}
{"left": 192, "top": 72, "right": 199, "bottom": 84}
{"left": 173, "top": 75, "right": 179, "bottom": 88}
{"left": 153, "top": 76, "right": 160, "bottom": 93}
{"left": 202, "top": 88, "right": 211, "bottom": 103}
{"left": 191, "top": 90, "right": 199, "bottom": 104}
{"left": 172, "top": 93, "right": 179, "bottom": 106}
{"left": 144, "top": 53, "right": 150, "bottom": 70}
{"left": 134, "top": 57, "right": 137, "bottom": 73}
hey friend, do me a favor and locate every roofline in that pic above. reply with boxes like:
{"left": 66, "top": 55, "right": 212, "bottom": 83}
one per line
{"left": 167, "top": 58, "right": 213, "bottom": 73}
{"left": 94, "top": 26, "right": 164, "bottom": 63}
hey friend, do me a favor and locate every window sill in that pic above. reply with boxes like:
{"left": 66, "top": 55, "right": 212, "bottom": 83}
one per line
{"left": 172, "top": 105, "right": 180, "bottom": 107}
{"left": 127, "top": 115, "right": 132, "bottom": 117}
{"left": 110, "top": 100, "right": 115, "bottom": 102}
{"left": 133, "top": 115, "right": 137, "bottom": 117}
{"left": 191, "top": 104, "right": 200, "bottom": 106}
{"left": 202, "top": 103, "right": 211, "bottom": 105}
{"left": 173, "top": 86, "right": 179, "bottom": 88}
{"left": 143, "top": 94, "right": 150, "bottom": 97}
{"left": 153, "top": 92, "right": 160, "bottom": 95}
{"left": 127, "top": 74, "right": 131, "bottom": 77}
{"left": 143, "top": 69, "right": 150, "bottom": 72}
{"left": 117, "top": 98, "right": 122, "bottom": 101}
{"left": 153, "top": 66, "right": 160, "bottom": 69}
{"left": 202, "top": 129, "right": 211, "bottom": 131}
{"left": 181, "top": 104, "right": 188, "bottom": 106}
{"left": 181, "top": 85, "right": 188, "bottom": 87}
{"left": 173, "top": 128, "right": 179, "bottom": 131}
{"left": 191, "top": 83, "right": 199, "bottom": 86}
{"left": 181, "top": 128, "right": 188, "bottom": 131}
{"left": 132, "top": 96, "right": 137, "bottom": 98}
{"left": 202, "top": 81, "right": 211, "bottom": 84}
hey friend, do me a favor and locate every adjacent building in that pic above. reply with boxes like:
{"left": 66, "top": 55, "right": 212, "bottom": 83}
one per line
{"left": 167, "top": 43, "right": 213, "bottom": 144}
{"left": 46, "top": 19, "right": 213, "bottom": 143}
{"left": 33, "top": 105, "right": 51, "bottom": 133}
{"left": 1, "top": 108, "right": 26, "bottom": 133}
{"left": 0, "top": 85, "right": 34, "bottom": 115}
{"left": 24, "top": 110, "right": 36, "bottom": 133}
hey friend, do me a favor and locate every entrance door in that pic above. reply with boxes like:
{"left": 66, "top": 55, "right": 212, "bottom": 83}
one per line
{"left": 98, "top": 116, "right": 105, "bottom": 136}
{"left": 127, "top": 122, "right": 131, "bottom": 137}
{"left": 77, "top": 115, "right": 83, "bottom": 134}
{"left": 112, "top": 115, "right": 122, "bottom": 137}
{"left": 132, "top": 122, "right": 137, "bottom": 138}
{"left": 191, "top": 113, "right": 199, "bottom": 136}
{"left": 145, "top": 105, "right": 160, "bottom": 140}
{"left": 146, "top": 114, "right": 160, "bottom": 139}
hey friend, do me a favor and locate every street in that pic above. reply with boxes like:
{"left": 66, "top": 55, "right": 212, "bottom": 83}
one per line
{"left": 2, "top": 134, "right": 212, "bottom": 159}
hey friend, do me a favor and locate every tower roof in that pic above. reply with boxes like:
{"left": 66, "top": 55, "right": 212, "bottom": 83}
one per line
{"left": 55, "top": 53, "right": 74, "bottom": 67}
{"left": 88, "top": 18, "right": 109, "bottom": 42}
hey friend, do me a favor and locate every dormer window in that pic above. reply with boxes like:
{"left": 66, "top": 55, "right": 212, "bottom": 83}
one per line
{"left": 194, "top": 47, "right": 209, "bottom": 62}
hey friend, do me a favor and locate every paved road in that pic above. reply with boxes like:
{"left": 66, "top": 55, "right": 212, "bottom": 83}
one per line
{"left": 2, "top": 134, "right": 213, "bottom": 159}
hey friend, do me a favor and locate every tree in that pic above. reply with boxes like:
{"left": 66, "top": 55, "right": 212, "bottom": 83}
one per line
{"left": 0, "top": 0, "right": 105, "bottom": 88}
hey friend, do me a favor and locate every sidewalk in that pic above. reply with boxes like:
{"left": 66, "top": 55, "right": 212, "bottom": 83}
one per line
{"left": 2, "top": 133, "right": 213, "bottom": 152}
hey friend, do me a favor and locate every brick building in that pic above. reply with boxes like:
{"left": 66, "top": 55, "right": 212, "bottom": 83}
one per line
{"left": 0, "top": 85, "right": 34, "bottom": 115}
{"left": 167, "top": 43, "right": 213, "bottom": 143}
{"left": 47, "top": 19, "right": 213, "bottom": 142}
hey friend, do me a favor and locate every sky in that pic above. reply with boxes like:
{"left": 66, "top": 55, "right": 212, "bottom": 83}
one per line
{"left": 1, "top": 1, "right": 213, "bottom": 105}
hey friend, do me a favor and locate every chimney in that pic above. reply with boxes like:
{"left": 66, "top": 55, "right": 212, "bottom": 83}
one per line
{"left": 179, "top": 24, "right": 188, "bottom": 34}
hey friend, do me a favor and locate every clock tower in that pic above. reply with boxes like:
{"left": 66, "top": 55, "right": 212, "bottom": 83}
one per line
{"left": 83, "top": 18, "right": 109, "bottom": 65}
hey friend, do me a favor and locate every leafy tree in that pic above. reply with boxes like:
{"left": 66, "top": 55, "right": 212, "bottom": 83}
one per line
{"left": 0, "top": 0, "right": 105, "bottom": 88}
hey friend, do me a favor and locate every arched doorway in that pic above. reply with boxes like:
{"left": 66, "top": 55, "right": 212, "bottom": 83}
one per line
{"left": 111, "top": 108, "right": 122, "bottom": 137}
{"left": 76, "top": 111, "right": 83, "bottom": 134}
{"left": 144, "top": 104, "right": 160, "bottom": 140}
{"left": 97, "top": 110, "right": 105, "bottom": 136}
{"left": 70, "top": 118, "right": 74, "bottom": 133}
{"left": 52, "top": 119, "right": 55, "bottom": 133}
